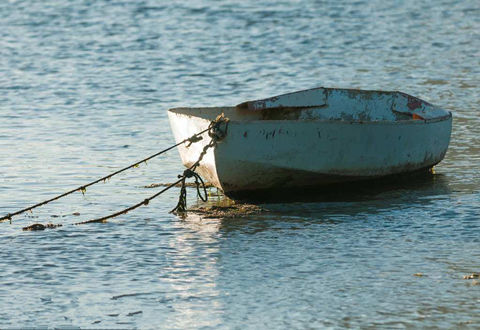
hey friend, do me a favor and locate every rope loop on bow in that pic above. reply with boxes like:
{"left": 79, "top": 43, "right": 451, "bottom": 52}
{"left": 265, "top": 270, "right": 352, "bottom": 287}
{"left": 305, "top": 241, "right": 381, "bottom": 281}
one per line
{"left": 171, "top": 114, "right": 229, "bottom": 214}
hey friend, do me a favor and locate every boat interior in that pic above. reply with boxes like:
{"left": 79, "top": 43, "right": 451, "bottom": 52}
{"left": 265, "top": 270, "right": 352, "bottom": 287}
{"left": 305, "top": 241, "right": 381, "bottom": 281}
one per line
{"left": 169, "top": 88, "right": 449, "bottom": 122}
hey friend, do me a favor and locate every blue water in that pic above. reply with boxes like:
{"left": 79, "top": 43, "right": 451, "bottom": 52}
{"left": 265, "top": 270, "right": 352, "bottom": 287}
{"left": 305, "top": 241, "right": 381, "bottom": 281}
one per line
{"left": 1, "top": 0, "right": 479, "bottom": 328}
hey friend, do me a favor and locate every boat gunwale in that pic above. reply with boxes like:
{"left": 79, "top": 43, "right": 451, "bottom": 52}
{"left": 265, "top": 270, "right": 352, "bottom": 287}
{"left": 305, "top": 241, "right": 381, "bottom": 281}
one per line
{"left": 168, "top": 108, "right": 452, "bottom": 125}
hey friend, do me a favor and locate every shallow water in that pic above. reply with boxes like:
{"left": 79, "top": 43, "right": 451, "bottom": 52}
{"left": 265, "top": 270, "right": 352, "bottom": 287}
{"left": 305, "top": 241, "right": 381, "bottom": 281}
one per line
{"left": 1, "top": 0, "right": 479, "bottom": 328}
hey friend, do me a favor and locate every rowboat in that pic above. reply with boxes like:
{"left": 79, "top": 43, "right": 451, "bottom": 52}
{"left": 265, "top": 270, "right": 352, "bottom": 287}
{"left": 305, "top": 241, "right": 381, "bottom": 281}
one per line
{"left": 168, "top": 87, "right": 452, "bottom": 198}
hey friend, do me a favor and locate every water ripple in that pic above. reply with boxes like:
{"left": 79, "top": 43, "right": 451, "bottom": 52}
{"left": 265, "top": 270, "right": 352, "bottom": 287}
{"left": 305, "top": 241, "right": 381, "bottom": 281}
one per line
{"left": 1, "top": 0, "right": 479, "bottom": 328}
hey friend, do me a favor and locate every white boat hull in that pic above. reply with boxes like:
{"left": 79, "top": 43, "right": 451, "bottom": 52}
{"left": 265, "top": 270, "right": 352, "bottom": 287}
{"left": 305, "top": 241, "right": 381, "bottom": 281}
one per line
{"left": 168, "top": 88, "right": 452, "bottom": 196}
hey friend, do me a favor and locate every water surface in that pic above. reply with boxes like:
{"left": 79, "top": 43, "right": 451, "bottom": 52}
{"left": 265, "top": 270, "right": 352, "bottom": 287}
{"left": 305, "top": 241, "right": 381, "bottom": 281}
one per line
{"left": 1, "top": 0, "right": 479, "bottom": 328}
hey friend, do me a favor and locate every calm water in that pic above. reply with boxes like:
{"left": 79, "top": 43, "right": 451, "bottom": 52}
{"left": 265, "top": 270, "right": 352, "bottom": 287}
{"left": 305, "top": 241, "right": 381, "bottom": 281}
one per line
{"left": 1, "top": 0, "right": 479, "bottom": 328}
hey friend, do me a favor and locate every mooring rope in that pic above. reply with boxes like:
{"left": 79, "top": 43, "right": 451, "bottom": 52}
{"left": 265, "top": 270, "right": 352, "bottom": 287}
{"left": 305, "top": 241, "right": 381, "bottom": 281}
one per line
{"left": 74, "top": 176, "right": 185, "bottom": 226}
{"left": 76, "top": 122, "right": 227, "bottom": 226}
{"left": 2, "top": 115, "right": 229, "bottom": 224}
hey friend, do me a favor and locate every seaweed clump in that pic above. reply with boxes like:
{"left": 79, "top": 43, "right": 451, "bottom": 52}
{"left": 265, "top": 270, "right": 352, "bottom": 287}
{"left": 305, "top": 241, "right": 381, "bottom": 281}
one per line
{"left": 188, "top": 203, "right": 264, "bottom": 219}
{"left": 22, "top": 223, "right": 63, "bottom": 231}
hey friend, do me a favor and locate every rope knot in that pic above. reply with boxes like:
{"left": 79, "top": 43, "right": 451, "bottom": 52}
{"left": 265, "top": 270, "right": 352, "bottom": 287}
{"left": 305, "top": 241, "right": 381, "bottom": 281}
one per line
{"left": 171, "top": 168, "right": 208, "bottom": 214}
{"left": 183, "top": 169, "right": 195, "bottom": 178}
{"left": 186, "top": 135, "right": 203, "bottom": 147}
{"left": 208, "top": 114, "right": 229, "bottom": 141}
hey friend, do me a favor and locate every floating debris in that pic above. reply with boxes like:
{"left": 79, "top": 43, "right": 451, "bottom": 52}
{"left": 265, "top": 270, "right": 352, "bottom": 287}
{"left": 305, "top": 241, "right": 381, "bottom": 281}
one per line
{"left": 111, "top": 292, "right": 151, "bottom": 300}
{"left": 22, "top": 223, "right": 63, "bottom": 231}
{"left": 126, "top": 311, "right": 143, "bottom": 317}
{"left": 413, "top": 273, "right": 426, "bottom": 277}
{"left": 463, "top": 273, "right": 480, "bottom": 280}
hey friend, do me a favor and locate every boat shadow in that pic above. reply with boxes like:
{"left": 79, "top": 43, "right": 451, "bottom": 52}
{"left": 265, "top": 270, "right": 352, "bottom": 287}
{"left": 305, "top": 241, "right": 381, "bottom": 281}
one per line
{"left": 226, "top": 170, "right": 451, "bottom": 204}
{"left": 185, "top": 170, "right": 452, "bottom": 226}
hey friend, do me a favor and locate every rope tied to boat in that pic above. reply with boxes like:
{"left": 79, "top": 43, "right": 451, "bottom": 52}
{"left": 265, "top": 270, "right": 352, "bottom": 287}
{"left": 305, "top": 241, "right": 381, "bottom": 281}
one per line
{"left": 2, "top": 114, "right": 229, "bottom": 228}
{"left": 171, "top": 114, "right": 229, "bottom": 214}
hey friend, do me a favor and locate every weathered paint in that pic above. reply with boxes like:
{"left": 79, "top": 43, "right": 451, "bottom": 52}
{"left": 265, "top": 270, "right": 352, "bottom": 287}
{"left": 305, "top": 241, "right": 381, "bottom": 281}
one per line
{"left": 168, "top": 88, "right": 452, "bottom": 195}
{"left": 392, "top": 92, "right": 448, "bottom": 120}
{"left": 236, "top": 87, "right": 327, "bottom": 111}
